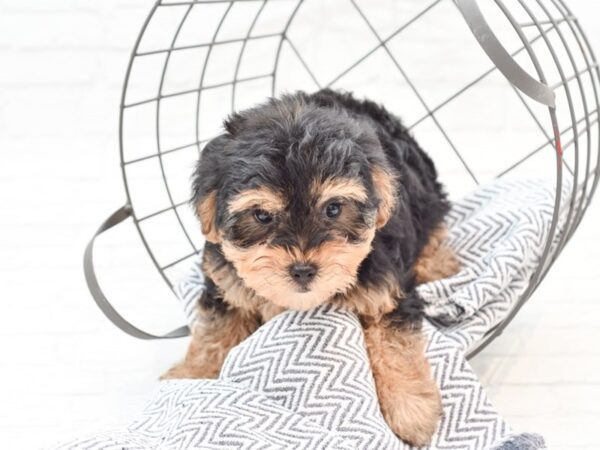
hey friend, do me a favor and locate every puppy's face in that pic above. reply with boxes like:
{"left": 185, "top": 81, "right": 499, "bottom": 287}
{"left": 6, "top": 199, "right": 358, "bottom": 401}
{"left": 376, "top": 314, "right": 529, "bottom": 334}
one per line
{"left": 218, "top": 176, "right": 382, "bottom": 311}
{"left": 194, "top": 95, "right": 396, "bottom": 310}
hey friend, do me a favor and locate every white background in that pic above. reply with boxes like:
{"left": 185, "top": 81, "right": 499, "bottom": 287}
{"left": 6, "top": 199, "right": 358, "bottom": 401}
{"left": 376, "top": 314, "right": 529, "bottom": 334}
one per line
{"left": 1, "top": 0, "right": 599, "bottom": 449}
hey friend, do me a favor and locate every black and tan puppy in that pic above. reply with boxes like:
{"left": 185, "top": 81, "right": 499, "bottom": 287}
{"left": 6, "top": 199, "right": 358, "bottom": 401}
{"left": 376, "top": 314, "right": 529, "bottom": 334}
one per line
{"left": 165, "top": 89, "right": 459, "bottom": 446}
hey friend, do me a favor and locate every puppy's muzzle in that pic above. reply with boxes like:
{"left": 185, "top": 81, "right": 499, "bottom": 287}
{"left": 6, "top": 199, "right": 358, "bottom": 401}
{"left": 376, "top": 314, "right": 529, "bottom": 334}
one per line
{"left": 289, "top": 263, "right": 318, "bottom": 291}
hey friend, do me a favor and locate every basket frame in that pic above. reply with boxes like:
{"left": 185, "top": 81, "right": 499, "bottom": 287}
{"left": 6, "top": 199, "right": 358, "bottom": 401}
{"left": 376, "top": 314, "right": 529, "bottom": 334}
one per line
{"left": 83, "top": 0, "right": 600, "bottom": 355}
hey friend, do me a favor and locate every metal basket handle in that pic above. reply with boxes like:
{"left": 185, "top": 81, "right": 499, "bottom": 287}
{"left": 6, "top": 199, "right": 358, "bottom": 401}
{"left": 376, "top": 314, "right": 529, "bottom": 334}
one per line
{"left": 83, "top": 204, "right": 190, "bottom": 339}
{"left": 456, "top": 0, "right": 556, "bottom": 108}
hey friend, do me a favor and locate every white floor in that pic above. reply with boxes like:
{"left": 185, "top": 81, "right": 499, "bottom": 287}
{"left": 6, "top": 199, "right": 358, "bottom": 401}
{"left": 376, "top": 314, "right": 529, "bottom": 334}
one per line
{"left": 1, "top": 1, "right": 600, "bottom": 449}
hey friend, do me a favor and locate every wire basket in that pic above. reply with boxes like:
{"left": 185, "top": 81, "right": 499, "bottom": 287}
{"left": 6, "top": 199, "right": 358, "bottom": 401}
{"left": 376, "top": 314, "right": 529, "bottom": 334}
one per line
{"left": 84, "top": 0, "right": 600, "bottom": 356}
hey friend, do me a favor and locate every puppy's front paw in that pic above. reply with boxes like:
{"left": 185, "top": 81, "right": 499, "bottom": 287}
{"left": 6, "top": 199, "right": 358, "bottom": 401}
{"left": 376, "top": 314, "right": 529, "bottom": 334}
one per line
{"left": 378, "top": 376, "right": 442, "bottom": 447}
{"left": 364, "top": 322, "right": 442, "bottom": 447}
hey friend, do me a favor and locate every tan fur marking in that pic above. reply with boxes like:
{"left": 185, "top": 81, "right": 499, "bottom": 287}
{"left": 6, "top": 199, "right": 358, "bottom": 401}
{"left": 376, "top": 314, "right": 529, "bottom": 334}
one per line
{"left": 371, "top": 167, "right": 397, "bottom": 229}
{"left": 336, "top": 275, "right": 400, "bottom": 321}
{"left": 162, "top": 308, "right": 259, "bottom": 379}
{"left": 258, "top": 302, "right": 286, "bottom": 322}
{"left": 198, "top": 191, "right": 220, "bottom": 243}
{"left": 228, "top": 187, "right": 284, "bottom": 214}
{"left": 312, "top": 177, "right": 368, "bottom": 205}
{"left": 414, "top": 226, "right": 461, "bottom": 285}
{"left": 202, "top": 250, "right": 286, "bottom": 321}
{"left": 364, "top": 322, "right": 442, "bottom": 446}
{"left": 221, "top": 228, "right": 376, "bottom": 311}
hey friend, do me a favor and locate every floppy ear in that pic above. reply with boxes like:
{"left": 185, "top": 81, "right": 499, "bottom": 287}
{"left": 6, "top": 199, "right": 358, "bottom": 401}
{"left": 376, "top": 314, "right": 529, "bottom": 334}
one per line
{"left": 197, "top": 191, "right": 220, "bottom": 243}
{"left": 371, "top": 166, "right": 397, "bottom": 229}
{"left": 192, "top": 135, "right": 230, "bottom": 243}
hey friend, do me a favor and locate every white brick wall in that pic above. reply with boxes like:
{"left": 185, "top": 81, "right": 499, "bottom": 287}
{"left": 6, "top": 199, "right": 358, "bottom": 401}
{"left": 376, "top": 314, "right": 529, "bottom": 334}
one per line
{"left": 0, "top": 1, "right": 599, "bottom": 449}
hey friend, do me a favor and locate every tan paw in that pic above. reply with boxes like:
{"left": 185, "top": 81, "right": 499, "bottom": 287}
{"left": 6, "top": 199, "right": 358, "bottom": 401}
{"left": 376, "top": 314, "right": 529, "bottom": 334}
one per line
{"left": 378, "top": 379, "right": 442, "bottom": 447}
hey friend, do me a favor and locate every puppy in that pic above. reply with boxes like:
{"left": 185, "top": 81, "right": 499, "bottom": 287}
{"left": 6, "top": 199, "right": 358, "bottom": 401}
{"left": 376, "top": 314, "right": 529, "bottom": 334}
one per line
{"left": 164, "top": 89, "right": 460, "bottom": 446}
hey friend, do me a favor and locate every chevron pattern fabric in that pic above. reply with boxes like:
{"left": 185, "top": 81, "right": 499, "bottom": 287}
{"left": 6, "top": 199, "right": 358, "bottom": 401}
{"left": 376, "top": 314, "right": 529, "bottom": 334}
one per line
{"left": 52, "top": 179, "right": 559, "bottom": 449}
{"left": 220, "top": 306, "right": 401, "bottom": 449}
{"left": 418, "top": 178, "right": 571, "bottom": 351}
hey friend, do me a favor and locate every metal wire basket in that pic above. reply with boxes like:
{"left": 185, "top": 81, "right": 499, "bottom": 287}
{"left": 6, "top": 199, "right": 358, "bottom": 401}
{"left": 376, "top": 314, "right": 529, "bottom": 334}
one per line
{"left": 84, "top": 0, "right": 600, "bottom": 357}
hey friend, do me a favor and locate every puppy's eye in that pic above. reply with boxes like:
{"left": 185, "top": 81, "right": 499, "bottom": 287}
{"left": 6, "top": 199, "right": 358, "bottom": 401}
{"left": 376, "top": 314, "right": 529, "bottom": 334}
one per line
{"left": 253, "top": 209, "right": 273, "bottom": 224}
{"left": 325, "top": 202, "right": 342, "bottom": 219}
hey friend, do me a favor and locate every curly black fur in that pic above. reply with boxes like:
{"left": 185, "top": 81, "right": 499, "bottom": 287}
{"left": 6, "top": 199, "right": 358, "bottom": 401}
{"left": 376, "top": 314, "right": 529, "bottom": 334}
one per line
{"left": 192, "top": 89, "right": 450, "bottom": 327}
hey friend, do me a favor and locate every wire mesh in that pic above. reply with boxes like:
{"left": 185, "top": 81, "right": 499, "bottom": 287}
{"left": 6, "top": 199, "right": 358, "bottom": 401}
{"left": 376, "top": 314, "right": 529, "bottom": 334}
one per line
{"left": 118, "top": 0, "right": 600, "bottom": 357}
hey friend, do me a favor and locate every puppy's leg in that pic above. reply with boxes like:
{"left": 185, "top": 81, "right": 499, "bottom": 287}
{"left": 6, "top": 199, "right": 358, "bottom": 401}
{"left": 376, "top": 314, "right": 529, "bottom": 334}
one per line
{"left": 414, "top": 225, "right": 460, "bottom": 285}
{"left": 363, "top": 320, "right": 441, "bottom": 446}
{"left": 162, "top": 305, "right": 258, "bottom": 380}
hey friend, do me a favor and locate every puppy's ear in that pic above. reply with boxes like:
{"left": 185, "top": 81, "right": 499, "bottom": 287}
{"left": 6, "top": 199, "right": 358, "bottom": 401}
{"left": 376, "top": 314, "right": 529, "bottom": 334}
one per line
{"left": 371, "top": 166, "right": 397, "bottom": 229}
{"left": 192, "top": 135, "right": 230, "bottom": 243}
{"left": 197, "top": 191, "right": 220, "bottom": 243}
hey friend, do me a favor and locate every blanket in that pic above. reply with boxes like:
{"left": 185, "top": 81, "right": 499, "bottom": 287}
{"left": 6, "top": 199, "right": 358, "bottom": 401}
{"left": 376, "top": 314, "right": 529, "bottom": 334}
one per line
{"left": 52, "top": 178, "right": 567, "bottom": 449}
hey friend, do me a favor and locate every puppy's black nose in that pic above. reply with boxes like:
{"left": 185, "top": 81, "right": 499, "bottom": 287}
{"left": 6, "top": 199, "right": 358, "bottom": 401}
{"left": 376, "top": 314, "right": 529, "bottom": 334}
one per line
{"left": 289, "top": 263, "right": 317, "bottom": 287}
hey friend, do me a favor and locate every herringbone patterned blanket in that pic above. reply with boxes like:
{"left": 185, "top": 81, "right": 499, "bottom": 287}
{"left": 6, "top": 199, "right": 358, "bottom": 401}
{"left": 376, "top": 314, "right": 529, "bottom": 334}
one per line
{"left": 54, "top": 179, "right": 564, "bottom": 449}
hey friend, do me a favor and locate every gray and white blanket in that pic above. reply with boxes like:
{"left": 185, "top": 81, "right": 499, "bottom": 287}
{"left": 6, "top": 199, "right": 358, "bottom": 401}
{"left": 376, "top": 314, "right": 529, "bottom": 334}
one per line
{"left": 54, "top": 179, "right": 564, "bottom": 449}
